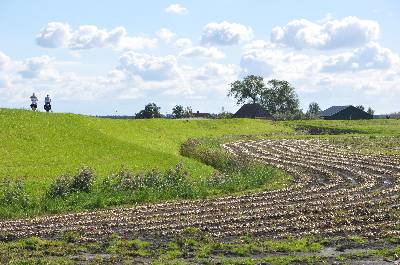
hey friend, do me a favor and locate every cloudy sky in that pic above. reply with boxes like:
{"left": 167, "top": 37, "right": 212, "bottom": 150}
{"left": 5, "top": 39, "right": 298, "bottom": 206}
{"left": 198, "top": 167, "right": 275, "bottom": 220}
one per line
{"left": 0, "top": 0, "right": 399, "bottom": 115}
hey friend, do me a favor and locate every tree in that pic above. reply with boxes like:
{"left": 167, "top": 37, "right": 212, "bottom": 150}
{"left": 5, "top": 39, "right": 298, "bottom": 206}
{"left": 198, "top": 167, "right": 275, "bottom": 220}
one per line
{"left": 171, "top": 105, "right": 193, "bottom": 118}
{"left": 367, "top": 107, "right": 375, "bottom": 115}
{"left": 183, "top": 106, "right": 193, "bottom": 118}
{"left": 356, "top": 105, "right": 365, "bottom": 111}
{"left": 172, "top": 105, "right": 185, "bottom": 118}
{"left": 306, "top": 102, "right": 321, "bottom": 119}
{"left": 228, "top": 76, "right": 301, "bottom": 119}
{"left": 228, "top": 75, "right": 265, "bottom": 104}
{"left": 262, "top": 79, "right": 300, "bottom": 118}
{"left": 135, "top": 103, "right": 162, "bottom": 119}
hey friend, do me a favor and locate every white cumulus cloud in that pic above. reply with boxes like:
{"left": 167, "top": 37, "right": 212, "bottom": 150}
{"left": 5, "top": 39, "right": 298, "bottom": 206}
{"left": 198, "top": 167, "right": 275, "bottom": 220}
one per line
{"left": 36, "top": 22, "right": 157, "bottom": 51}
{"left": 174, "top": 38, "right": 192, "bottom": 49}
{"left": 239, "top": 46, "right": 323, "bottom": 84}
{"left": 243, "top": 40, "right": 276, "bottom": 51}
{"left": 201, "top": 21, "right": 253, "bottom": 46}
{"left": 18, "top": 55, "right": 58, "bottom": 79}
{"left": 165, "top": 4, "right": 189, "bottom": 15}
{"left": 240, "top": 50, "right": 274, "bottom": 77}
{"left": 69, "top": 25, "right": 109, "bottom": 49}
{"left": 179, "top": 46, "right": 225, "bottom": 59}
{"left": 36, "top": 22, "right": 72, "bottom": 48}
{"left": 117, "top": 52, "right": 179, "bottom": 81}
{"left": 0, "top": 77, "right": 10, "bottom": 88}
{"left": 321, "top": 42, "right": 399, "bottom": 72}
{"left": 271, "top": 16, "right": 380, "bottom": 50}
{"left": 0, "top": 51, "right": 10, "bottom": 71}
{"left": 118, "top": 36, "right": 158, "bottom": 51}
{"left": 156, "top": 28, "right": 176, "bottom": 42}
{"left": 195, "top": 62, "right": 238, "bottom": 80}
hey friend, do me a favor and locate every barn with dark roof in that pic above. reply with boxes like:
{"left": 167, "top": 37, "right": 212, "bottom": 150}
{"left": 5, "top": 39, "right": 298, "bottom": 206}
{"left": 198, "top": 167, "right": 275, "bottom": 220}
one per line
{"left": 233, "top": 103, "right": 273, "bottom": 119}
{"left": 320, "top": 105, "right": 373, "bottom": 120}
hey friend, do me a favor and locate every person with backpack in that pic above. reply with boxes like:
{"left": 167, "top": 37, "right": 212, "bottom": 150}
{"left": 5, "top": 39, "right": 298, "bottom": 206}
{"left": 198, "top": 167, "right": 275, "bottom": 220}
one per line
{"left": 44, "top": 94, "right": 52, "bottom": 112}
{"left": 30, "top": 93, "right": 38, "bottom": 111}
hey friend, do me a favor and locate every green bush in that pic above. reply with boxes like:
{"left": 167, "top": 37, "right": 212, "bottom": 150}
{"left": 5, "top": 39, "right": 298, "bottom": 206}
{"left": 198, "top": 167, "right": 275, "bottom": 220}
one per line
{"left": 48, "top": 167, "right": 95, "bottom": 198}
{"left": 0, "top": 179, "right": 30, "bottom": 207}
{"left": 102, "top": 168, "right": 161, "bottom": 191}
{"left": 102, "top": 163, "right": 191, "bottom": 192}
{"left": 181, "top": 137, "right": 256, "bottom": 174}
{"left": 180, "top": 138, "right": 201, "bottom": 158}
{"left": 204, "top": 171, "right": 229, "bottom": 187}
{"left": 141, "top": 170, "right": 163, "bottom": 190}
{"left": 70, "top": 167, "right": 95, "bottom": 193}
{"left": 181, "top": 138, "right": 249, "bottom": 174}
{"left": 47, "top": 175, "right": 72, "bottom": 198}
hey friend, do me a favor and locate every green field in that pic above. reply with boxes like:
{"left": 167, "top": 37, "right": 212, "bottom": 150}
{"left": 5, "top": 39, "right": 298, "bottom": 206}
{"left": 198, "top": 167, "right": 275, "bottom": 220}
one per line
{"left": 2, "top": 109, "right": 399, "bottom": 183}
{"left": 1, "top": 108, "right": 400, "bottom": 218}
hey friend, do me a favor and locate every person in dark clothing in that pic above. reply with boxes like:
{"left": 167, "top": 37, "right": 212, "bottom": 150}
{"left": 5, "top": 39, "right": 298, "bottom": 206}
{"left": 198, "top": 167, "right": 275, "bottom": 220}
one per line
{"left": 30, "top": 93, "right": 38, "bottom": 111}
{"left": 44, "top": 94, "right": 52, "bottom": 112}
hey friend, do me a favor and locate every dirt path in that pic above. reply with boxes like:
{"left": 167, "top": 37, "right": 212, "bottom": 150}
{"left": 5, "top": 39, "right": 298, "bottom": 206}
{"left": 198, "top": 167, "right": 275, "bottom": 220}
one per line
{"left": 0, "top": 139, "right": 399, "bottom": 241}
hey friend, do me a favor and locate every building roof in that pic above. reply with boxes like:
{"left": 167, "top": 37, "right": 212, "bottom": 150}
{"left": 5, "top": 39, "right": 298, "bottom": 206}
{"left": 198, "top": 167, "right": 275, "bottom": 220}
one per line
{"left": 193, "top": 111, "right": 210, "bottom": 118}
{"left": 233, "top": 103, "right": 272, "bottom": 119}
{"left": 320, "top": 105, "right": 352, "bottom": 117}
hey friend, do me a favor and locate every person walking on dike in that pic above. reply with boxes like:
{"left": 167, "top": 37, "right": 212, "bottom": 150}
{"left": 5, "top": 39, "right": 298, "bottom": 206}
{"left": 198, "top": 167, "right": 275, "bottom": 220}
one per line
{"left": 30, "top": 93, "right": 38, "bottom": 111}
{"left": 44, "top": 94, "right": 52, "bottom": 112}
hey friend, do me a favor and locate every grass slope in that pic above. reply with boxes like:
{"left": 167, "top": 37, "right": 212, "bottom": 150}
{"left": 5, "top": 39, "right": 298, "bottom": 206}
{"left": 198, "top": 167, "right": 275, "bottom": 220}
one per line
{"left": 0, "top": 108, "right": 290, "bottom": 192}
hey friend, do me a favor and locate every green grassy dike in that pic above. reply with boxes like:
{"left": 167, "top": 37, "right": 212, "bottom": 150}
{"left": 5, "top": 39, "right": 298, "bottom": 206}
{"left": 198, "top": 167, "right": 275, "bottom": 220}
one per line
{"left": 0, "top": 109, "right": 290, "bottom": 180}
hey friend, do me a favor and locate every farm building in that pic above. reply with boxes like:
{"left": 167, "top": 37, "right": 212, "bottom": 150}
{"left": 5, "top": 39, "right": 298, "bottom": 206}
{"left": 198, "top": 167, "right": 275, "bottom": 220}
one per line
{"left": 320, "top": 105, "right": 373, "bottom": 120}
{"left": 193, "top": 111, "right": 211, "bottom": 118}
{"left": 233, "top": 103, "right": 273, "bottom": 119}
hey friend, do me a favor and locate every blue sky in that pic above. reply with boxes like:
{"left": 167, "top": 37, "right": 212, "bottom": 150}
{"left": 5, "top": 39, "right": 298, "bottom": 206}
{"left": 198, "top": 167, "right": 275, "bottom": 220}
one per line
{"left": 0, "top": 0, "right": 399, "bottom": 115}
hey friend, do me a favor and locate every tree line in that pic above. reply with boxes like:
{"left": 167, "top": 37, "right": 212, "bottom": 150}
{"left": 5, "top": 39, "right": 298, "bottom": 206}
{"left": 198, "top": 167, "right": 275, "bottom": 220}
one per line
{"left": 134, "top": 75, "right": 374, "bottom": 120}
{"left": 134, "top": 103, "right": 231, "bottom": 119}
{"left": 134, "top": 103, "right": 192, "bottom": 119}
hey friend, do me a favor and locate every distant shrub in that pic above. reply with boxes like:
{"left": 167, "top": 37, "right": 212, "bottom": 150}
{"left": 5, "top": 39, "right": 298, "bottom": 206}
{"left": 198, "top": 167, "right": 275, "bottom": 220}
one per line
{"left": 0, "top": 179, "right": 30, "bottom": 207}
{"left": 102, "top": 163, "right": 192, "bottom": 198}
{"left": 70, "top": 167, "right": 95, "bottom": 192}
{"left": 103, "top": 168, "right": 162, "bottom": 190}
{"left": 204, "top": 171, "right": 228, "bottom": 187}
{"left": 48, "top": 167, "right": 95, "bottom": 198}
{"left": 48, "top": 175, "right": 72, "bottom": 198}
{"left": 163, "top": 163, "right": 189, "bottom": 188}
{"left": 273, "top": 110, "right": 305, "bottom": 121}
{"left": 143, "top": 170, "right": 163, "bottom": 189}
{"left": 180, "top": 138, "right": 201, "bottom": 158}
{"left": 217, "top": 112, "right": 233, "bottom": 119}
{"left": 181, "top": 139, "right": 249, "bottom": 174}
